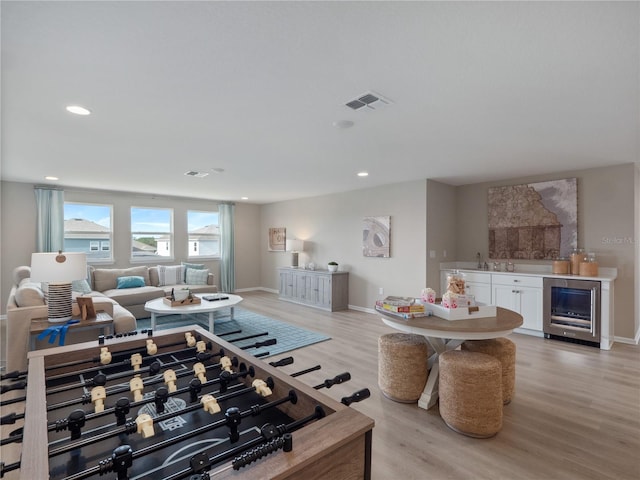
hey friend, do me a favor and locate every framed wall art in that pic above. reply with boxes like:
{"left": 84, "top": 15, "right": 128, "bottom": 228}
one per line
{"left": 268, "top": 227, "right": 286, "bottom": 251}
{"left": 488, "top": 178, "right": 577, "bottom": 259}
{"left": 363, "top": 216, "right": 390, "bottom": 258}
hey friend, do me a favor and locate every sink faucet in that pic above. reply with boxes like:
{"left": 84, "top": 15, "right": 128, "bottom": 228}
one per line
{"left": 476, "top": 252, "right": 482, "bottom": 269}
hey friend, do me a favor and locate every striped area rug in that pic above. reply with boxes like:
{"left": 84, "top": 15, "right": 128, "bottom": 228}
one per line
{"left": 136, "top": 308, "right": 330, "bottom": 358}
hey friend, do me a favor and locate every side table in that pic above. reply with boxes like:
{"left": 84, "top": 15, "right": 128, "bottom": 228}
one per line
{"left": 30, "top": 311, "right": 114, "bottom": 350}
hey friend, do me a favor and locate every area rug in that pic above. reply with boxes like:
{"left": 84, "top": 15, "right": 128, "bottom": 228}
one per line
{"left": 136, "top": 308, "right": 330, "bottom": 358}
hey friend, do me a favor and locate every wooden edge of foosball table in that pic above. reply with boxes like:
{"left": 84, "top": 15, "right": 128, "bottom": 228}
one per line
{"left": 21, "top": 325, "right": 375, "bottom": 479}
{"left": 21, "top": 355, "right": 49, "bottom": 477}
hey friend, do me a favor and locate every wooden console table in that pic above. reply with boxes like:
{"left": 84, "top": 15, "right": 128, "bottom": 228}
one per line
{"left": 278, "top": 268, "right": 349, "bottom": 311}
{"left": 30, "top": 311, "right": 113, "bottom": 350}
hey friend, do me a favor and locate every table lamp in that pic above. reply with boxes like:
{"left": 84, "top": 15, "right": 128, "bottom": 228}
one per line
{"left": 285, "top": 239, "right": 304, "bottom": 268}
{"left": 30, "top": 251, "right": 87, "bottom": 322}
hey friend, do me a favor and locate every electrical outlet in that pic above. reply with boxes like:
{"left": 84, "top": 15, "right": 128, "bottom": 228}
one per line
{"left": 443, "top": 250, "right": 447, "bottom": 258}
{"left": 379, "top": 287, "right": 384, "bottom": 295}
{"left": 429, "top": 250, "right": 436, "bottom": 259}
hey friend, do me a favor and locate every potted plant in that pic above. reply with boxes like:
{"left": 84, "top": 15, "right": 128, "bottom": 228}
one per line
{"left": 328, "top": 261, "right": 339, "bottom": 272}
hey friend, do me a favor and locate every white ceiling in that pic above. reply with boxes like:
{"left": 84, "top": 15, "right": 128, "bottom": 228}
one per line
{"left": 1, "top": 1, "right": 638, "bottom": 204}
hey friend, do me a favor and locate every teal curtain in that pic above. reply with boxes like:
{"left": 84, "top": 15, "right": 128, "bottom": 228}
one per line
{"left": 34, "top": 187, "right": 64, "bottom": 253}
{"left": 219, "top": 203, "right": 235, "bottom": 293}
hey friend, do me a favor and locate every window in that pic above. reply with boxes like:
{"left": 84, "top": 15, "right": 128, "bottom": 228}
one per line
{"left": 64, "top": 203, "right": 113, "bottom": 262}
{"left": 187, "top": 210, "right": 220, "bottom": 258}
{"left": 131, "top": 207, "right": 173, "bottom": 260}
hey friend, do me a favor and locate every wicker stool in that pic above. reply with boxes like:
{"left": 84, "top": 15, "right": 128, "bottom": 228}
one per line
{"left": 378, "top": 333, "right": 429, "bottom": 403}
{"left": 439, "top": 350, "right": 503, "bottom": 438}
{"left": 462, "top": 338, "right": 516, "bottom": 404}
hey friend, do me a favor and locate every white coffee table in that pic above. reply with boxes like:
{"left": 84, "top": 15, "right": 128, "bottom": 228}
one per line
{"left": 144, "top": 293, "right": 243, "bottom": 333}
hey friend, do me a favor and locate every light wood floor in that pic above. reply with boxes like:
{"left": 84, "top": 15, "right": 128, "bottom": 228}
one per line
{"left": 1, "top": 292, "right": 638, "bottom": 479}
{"left": 239, "top": 291, "right": 640, "bottom": 480}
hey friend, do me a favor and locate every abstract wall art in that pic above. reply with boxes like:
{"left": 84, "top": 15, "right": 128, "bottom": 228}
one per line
{"left": 268, "top": 227, "right": 286, "bottom": 251}
{"left": 488, "top": 178, "right": 577, "bottom": 259}
{"left": 363, "top": 216, "right": 390, "bottom": 257}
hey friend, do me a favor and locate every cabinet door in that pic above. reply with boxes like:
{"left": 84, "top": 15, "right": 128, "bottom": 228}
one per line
{"left": 493, "top": 284, "right": 542, "bottom": 331}
{"left": 517, "top": 286, "right": 543, "bottom": 331}
{"left": 280, "top": 271, "right": 295, "bottom": 298}
{"left": 315, "top": 275, "right": 332, "bottom": 309}
{"left": 493, "top": 284, "right": 518, "bottom": 312}
{"left": 294, "top": 273, "right": 312, "bottom": 303}
{"left": 465, "top": 281, "right": 492, "bottom": 305}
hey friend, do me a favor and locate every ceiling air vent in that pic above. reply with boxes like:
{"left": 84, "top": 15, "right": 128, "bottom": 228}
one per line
{"left": 344, "top": 91, "right": 392, "bottom": 111}
{"left": 184, "top": 171, "right": 209, "bottom": 178}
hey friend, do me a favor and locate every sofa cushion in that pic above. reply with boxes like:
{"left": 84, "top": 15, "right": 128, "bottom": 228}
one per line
{"left": 14, "top": 282, "right": 46, "bottom": 307}
{"left": 181, "top": 262, "right": 205, "bottom": 281}
{"left": 103, "top": 286, "right": 164, "bottom": 307}
{"left": 93, "top": 266, "right": 150, "bottom": 292}
{"left": 157, "top": 265, "right": 184, "bottom": 286}
{"left": 72, "top": 279, "right": 92, "bottom": 294}
{"left": 117, "top": 276, "right": 146, "bottom": 289}
{"left": 185, "top": 268, "right": 209, "bottom": 285}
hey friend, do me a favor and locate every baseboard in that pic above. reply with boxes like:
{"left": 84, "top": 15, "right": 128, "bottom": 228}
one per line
{"left": 349, "top": 305, "right": 377, "bottom": 315}
{"left": 614, "top": 334, "right": 640, "bottom": 346}
{"left": 234, "top": 286, "right": 279, "bottom": 294}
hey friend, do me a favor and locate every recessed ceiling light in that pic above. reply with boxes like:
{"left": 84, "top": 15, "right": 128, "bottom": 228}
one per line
{"left": 45, "top": 176, "right": 59, "bottom": 181}
{"left": 241, "top": 197, "right": 249, "bottom": 200}
{"left": 211, "top": 168, "right": 225, "bottom": 174}
{"left": 357, "top": 172, "right": 369, "bottom": 177}
{"left": 66, "top": 105, "right": 91, "bottom": 115}
{"left": 333, "top": 120, "right": 354, "bottom": 129}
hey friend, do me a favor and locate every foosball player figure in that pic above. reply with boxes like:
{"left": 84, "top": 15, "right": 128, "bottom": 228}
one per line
{"left": 220, "top": 355, "right": 233, "bottom": 373}
{"left": 135, "top": 413, "right": 154, "bottom": 439}
{"left": 252, "top": 379, "right": 273, "bottom": 397}
{"left": 193, "top": 362, "right": 207, "bottom": 383}
{"left": 146, "top": 339, "right": 157, "bottom": 355}
{"left": 225, "top": 406, "right": 242, "bottom": 443}
{"left": 91, "top": 385, "right": 107, "bottom": 413}
{"left": 201, "top": 394, "right": 221, "bottom": 414}
{"left": 100, "top": 346, "right": 112, "bottom": 365}
{"left": 131, "top": 353, "right": 143, "bottom": 372}
{"left": 196, "top": 340, "right": 207, "bottom": 353}
{"left": 163, "top": 369, "right": 177, "bottom": 393}
{"left": 185, "top": 331, "right": 196, "bottom": 347}
{"left": 130, "top": 376, "right": 144, "bottom": 402}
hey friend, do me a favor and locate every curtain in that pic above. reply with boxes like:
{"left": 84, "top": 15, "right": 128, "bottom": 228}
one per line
{"left": 35, "top": 187, "right": 64, "bottom": 253}
{"left": 219, "top": 202, "right": 235, "bottom": 293}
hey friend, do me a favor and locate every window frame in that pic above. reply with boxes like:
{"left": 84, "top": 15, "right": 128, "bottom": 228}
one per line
{"left": 130, "top": 206, "right": 175, "bottom": 263}
{"left": 63, "top": 201, "right": 114, "bottom": 264}
{"left": 187, "top": 210, "right": 220, "bottom": 260}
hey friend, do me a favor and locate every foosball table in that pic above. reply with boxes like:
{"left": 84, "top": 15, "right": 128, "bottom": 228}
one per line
{"left": 2, "top": 325, "right": 374, "bottom": 479}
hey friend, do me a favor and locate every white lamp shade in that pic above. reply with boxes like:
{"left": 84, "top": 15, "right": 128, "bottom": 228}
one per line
{"left": 30, "top": 252, "right": 87, "bottom": 283}
{"left": 285, "top": 239, "right": 304, "bottom": 252}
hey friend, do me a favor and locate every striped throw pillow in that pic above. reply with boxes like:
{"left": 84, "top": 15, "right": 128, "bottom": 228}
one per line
{"left": 157, "top": 265, "right": 185, "bottom": 286}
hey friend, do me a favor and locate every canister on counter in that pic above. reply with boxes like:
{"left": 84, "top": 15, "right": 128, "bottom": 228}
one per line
{"left": 570, "top": 248, "right": 586, "bottom": 275}
{"left": 579, "top": 252, "right": 599, "bottom": 277}
{"left": 552, "top": 258, "right": 570, "bottom": 274}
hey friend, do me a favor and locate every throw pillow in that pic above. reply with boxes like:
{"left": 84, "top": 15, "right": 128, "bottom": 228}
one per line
{"left": 185, "top": 268, "right": 209, "bottom": 285}
{"left": 157, "top": 265, "right": 184, "bottom": 286}
{"left": 72, "top": 279, "right": 92, "bottom": 294}
{"left": 181, "top": 262, "right": 205, "bottom": 282}
{"left": 116, "top": 276, "right": 146, "bottom": 289}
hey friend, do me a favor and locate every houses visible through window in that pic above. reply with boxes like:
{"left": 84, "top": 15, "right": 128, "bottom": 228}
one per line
{"left": 64, "top": 203, "right": 113, "bottom": 262}
{"left": 131, "top": 207, "right": 174, "bottom": 260}
{"left": 187, "top": 210, "right": 220, "bottom": 258}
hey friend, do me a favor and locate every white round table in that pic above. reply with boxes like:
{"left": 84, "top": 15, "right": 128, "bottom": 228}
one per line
{"left": 144, "top": 293, "right": 243, "bottom": 333}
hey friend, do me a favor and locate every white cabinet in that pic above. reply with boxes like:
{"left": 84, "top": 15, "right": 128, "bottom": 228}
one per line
{"left": 278, "top": 268, "right": 349, "bottom": 312}
{"left": 492, "top": 274, "right": 543, "bottom": 331}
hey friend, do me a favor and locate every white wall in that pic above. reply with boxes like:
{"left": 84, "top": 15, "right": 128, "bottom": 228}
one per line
{"left": 260, "top": 180, "right": 427, "bottom": 309}
{"left": 426, "top": 180, "right": 457, "bottom": 296}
